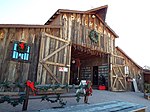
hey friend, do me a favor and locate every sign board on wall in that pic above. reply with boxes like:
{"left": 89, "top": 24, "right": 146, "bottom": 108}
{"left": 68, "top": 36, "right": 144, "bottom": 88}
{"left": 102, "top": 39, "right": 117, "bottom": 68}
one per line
{"left": 59, "top": 67, "right": 68, "bottom": 72}
{"left": 124, "top": 66, "right": 129, "bottom": 75}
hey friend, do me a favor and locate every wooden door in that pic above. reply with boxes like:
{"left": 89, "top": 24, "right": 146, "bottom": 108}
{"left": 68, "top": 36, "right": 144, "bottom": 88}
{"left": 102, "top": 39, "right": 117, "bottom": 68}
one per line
{"left": 111, "top": 65, "right": 127, "bottom": 91}
{"left": 37, "top": 32, "right": 71, "bottom": 84}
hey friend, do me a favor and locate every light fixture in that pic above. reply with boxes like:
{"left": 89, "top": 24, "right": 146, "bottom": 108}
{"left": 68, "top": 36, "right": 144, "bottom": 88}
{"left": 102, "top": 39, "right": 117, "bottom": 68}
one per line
{"left": 72, "top": 60, "right": 75, "bottom": 64}
{"left": 92, "top": 15, "right": 95, "bottom": 18}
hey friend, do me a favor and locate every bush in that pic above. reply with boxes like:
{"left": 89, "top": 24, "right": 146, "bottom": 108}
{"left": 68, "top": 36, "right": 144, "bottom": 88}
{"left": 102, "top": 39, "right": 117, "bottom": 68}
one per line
{"left": 144, "top": 83, "right": 150, "bottom": 93}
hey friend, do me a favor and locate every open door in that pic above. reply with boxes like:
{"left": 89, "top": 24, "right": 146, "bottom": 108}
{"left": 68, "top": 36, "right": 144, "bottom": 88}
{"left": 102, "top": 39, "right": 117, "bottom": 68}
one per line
{"left": 37, "top": 32, "right": 71, "bottom": 84}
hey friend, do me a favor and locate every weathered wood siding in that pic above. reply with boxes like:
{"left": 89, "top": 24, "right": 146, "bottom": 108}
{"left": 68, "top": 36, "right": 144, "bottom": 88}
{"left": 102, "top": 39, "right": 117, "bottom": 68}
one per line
{"left": 0, "top": 28, "right": 45, "bottom": 83}
{"left": 115, "top": 48, "right": 144, "bottom": 91}
{"left": 53, "top": 13, "right": 116, "bottom": 54}
{"left": 37, "top": 28, "right": 71, "bottom": 84}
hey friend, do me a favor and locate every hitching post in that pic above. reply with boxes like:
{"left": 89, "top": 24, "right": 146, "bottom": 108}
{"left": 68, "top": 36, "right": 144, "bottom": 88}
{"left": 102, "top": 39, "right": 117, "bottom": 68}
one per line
{"left": 22, "top": 85, "right": 29, "bottom": 111}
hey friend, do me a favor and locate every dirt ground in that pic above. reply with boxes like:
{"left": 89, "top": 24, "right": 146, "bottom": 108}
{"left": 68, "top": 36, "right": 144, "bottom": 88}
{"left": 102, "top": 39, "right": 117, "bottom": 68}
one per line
{"left": 0, "top": 90, "right": 149, "bottom": 112}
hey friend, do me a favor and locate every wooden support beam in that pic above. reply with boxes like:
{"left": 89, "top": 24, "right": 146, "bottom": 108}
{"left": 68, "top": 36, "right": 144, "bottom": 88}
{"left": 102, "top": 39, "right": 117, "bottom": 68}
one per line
{"left": 112, "top": 54, "right": 124, "bottom": 59}
{"left": 112, "top": 68, "right": 117, "bottom": 76}
{"left": 42, "top": 63, "right": 60, "bottom": 83}
{"left": 43, "top": 32, "right": 69, "bottom": 43}
{"left": 22, "top": 86, "right": 29, "bottom": 111}
{"left": 112, "top": 64, "right": 125, "bottom": 67}
{"left": 118, "top": 67, "right": 126, "bottom": 78}
{"left": 0, "top": 92, "right": 25, "bottom": 96}
{"left": 67, "top": 44, "right": 72, "bottom": 84}
{"left": 44, "top": 61, "right": 69, "bottom": 67}
{"left": 42, "top": 43, "right": 69, "bottom": 62}
{"left": 118, "top": 79, "right": 125, "bottom": 89}
{"left": 112, "top": 76, "right": 118, "bottom": 89}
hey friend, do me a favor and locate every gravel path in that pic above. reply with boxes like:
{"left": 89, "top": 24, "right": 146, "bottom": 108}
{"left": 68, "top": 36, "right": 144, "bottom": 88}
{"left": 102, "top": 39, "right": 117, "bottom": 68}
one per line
{"left": 0, "top": 90, "right": 149, "bottom": 112}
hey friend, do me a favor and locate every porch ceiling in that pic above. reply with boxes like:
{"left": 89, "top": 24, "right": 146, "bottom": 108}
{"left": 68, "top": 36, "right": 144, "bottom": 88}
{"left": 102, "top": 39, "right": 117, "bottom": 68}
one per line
{"left": 71, "top": 44, "right": 108, "bottom": 60}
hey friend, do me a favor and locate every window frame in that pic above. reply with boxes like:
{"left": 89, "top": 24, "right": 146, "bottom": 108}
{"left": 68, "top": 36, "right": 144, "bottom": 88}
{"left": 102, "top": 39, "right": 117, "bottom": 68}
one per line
{"left": 11, "top": 41, "right": 32, "bottom": 63}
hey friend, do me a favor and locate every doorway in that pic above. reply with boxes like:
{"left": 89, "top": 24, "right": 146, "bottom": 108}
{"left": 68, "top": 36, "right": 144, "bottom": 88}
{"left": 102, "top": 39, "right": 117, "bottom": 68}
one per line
{"left": 93, "top": 66, "right": 98, "bottom": 85}
{"left": 70, "top": 58, "right": 80, "bottom": 85}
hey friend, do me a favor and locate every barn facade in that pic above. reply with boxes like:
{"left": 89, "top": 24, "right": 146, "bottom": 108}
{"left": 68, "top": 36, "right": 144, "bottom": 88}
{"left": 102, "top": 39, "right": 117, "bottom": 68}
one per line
{"left": 0, "top": 5, "right": 143, "bottom": 91}
{"left": 115, "top": 47, "right": 143, "bottom": 92}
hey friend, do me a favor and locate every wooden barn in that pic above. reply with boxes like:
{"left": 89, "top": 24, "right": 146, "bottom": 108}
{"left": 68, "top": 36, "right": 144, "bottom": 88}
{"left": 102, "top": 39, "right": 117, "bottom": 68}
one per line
{"left": 0, "top": 5, "right": 143, "bottom": 92}
{"left": 143, "top": 69, "right": 150, "bottom": 84}
{"left": 114, "top": 47, "right": 144, "bottom": 92}
{"left": 143, "top": 67, "right": 150, "bottom": 100}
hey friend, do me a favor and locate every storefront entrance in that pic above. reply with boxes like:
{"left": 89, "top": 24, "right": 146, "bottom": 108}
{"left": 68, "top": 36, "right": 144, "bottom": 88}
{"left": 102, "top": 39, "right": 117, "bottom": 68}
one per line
{"left": 70, "top": 44, "right": 109, "bottom": 88}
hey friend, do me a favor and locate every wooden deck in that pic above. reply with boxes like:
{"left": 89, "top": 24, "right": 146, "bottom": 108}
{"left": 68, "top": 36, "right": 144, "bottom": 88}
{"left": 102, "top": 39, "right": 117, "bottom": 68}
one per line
{"left": 40, "top": 101, "right": 147, "bottom": 112}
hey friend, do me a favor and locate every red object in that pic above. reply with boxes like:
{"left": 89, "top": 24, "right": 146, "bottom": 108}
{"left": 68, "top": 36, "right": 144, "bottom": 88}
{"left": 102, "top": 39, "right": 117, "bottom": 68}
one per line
{"left": 98, "top": 85, "right": 106, "bottom": 90}
{"left": 86, "top": 80, "right": 92, "bottom": 96}
{"left": 26, "top": 80, "right": 36, "bottom": 96}
{"left": 19, "top": 42, "right": 25, "bottom": 50}
{"left": 75, "top": 58, "right": 81, "bottom": 67}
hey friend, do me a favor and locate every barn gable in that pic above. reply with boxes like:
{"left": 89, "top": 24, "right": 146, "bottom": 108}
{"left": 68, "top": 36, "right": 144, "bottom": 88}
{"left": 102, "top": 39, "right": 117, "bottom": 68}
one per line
{"left": 45, "top": 5, "right": 118, "bottom": 38}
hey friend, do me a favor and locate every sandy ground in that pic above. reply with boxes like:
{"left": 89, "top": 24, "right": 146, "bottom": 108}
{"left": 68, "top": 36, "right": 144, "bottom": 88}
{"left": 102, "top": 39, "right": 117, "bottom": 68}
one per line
{"left": 0, "top": 90, "right": 149, "bottom": 112}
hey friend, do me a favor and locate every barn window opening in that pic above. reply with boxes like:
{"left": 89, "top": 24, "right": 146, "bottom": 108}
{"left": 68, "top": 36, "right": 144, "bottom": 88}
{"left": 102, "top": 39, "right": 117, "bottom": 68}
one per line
{"left": 12, "top": 41, "right": 30, "bottom": 62}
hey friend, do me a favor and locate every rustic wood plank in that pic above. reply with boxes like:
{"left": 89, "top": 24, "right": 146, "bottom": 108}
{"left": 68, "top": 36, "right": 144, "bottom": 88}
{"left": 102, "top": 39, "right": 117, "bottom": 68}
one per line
{"left": 62, "top": 14, "right": 70, "bottom": 83}
{"left": 37, "top": 31, "right": 45, "bottom": 83}
{"left": 44, "top": 32, "right": 69, "bottom": 43}
{"left": 21, "top": 29, "right": 30, "bottom": 82}
{"left": 67, "top": 44, "right": 72, "bottom": 84}
{"left": 8, "top": 61, "right": 16, "bottom": 82}
{"left": 42, "top": 63, "right": 60, "bottom": 83}
{"left": 51, "top": 28, "right": 60, "bottom": 84}
{"left": 45, "top": 61, "right": 68, "bottom": 67}
{"left": 118, "top": 79, "right": 125, "bottom": 89}
{"left": 112, "top": 64, "right": 125, "bottom": 67}
{"left": 0, "top": 92, "right": 25, "bottom": 96}
{"left": 28, "top": 29, "right": 41, "bottom": 82}
{"left": 112, "top": 68, "right": 118, "bottom": 89}
{"left": 112, "top": 54, "right": 124, "bottom": 59}
{"left": 22, "top": 86, "right": 29, "bottom": 111}
{"left": 62, "top": 46, "right": 67, "bottom": 84}
{"left": 42, "top": 34, "right": 51, "bottom": 84}
{"left": 42, "top": 43, "right": 69, "bottom": 62}
{"left": 4, "top": 28, "right": 16, "bottom": 82}
{"left": 68, "top": 14, "right": 72, "bottom": 42}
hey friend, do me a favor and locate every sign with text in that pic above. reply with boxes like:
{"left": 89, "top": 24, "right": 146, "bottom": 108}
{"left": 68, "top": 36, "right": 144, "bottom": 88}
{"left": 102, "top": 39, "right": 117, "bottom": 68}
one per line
{"left": 59, "top": 67, "right": 68, "bottom": 72}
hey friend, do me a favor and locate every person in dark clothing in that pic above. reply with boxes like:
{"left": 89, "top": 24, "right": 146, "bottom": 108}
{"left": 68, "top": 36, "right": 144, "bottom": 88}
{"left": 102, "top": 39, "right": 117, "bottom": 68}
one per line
{"left": 100, "top": 75, "right": 106, "bottom": 85}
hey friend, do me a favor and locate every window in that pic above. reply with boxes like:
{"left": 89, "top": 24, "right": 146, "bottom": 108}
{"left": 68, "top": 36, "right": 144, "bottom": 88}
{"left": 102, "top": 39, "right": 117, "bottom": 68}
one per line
{"left": 12, "top": 41, "right": 31, "bottom": 62}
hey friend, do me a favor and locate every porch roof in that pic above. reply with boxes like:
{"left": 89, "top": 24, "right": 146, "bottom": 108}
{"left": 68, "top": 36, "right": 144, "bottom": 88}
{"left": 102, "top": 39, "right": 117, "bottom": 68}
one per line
{"left": 72, "top": 43, "right": 109, "bottom": 60}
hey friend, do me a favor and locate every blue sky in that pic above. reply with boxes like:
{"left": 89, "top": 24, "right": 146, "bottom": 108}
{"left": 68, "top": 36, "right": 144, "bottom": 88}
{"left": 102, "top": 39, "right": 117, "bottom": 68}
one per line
{"left": 0, "top": 0, "right": 150, "bottom": 67}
